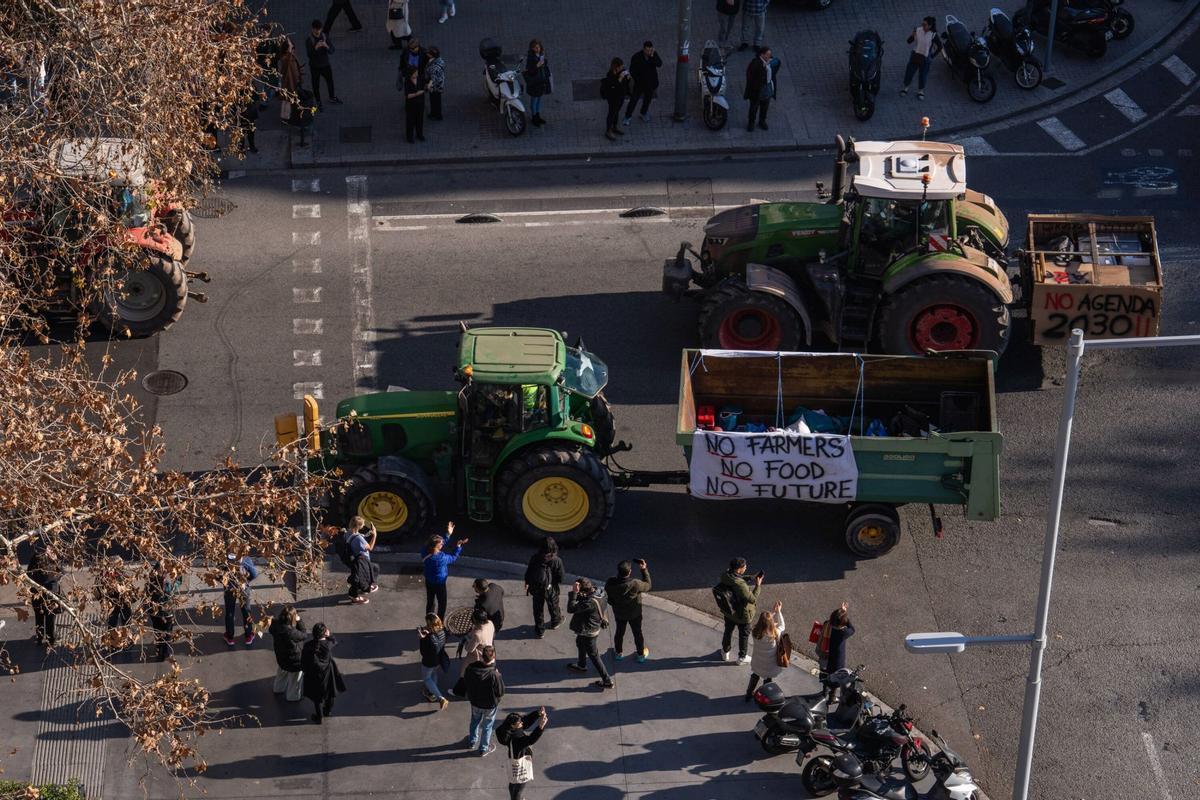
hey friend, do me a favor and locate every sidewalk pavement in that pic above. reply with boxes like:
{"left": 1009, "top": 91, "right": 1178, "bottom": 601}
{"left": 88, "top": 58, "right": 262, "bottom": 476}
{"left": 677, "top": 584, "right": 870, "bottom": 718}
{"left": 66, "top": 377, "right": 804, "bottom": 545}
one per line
{"left": 228, "top": 0, "right": 1200, "bottom": 169}
{"left": 0, "top": 555, "right": 981, "bottom": 799}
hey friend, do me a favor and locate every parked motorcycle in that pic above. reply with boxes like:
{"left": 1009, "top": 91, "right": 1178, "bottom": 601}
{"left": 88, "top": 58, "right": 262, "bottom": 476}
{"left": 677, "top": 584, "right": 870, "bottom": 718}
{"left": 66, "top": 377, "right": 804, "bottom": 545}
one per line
{"left": 1020, "top": 0, "right": 1111, "bottom": 59}
{"left": 984, "top": 8, "right": 1042, "bottom": 89}
{"left": 752, "top": 666, "right": 869, "bottom": 755}
{"left": 479, "top": 38, "right": 527, "bottom": 136}
{"left": 816, "top": 729, "right": 980, "bottom": 800}
{"left": 1068, "top": 0, "right": 1134, "bottom": 39}
{"left": 699, "top": 41, "right": 729, "bottom": 130}
{"left": 799, "top": 705, "right": 933, "bottom": 797}
{"left": 848, "top": 30, "right": 883, "bottom": 121}
{"left": 939, "top": 15, "right": 997, "bottom": 103}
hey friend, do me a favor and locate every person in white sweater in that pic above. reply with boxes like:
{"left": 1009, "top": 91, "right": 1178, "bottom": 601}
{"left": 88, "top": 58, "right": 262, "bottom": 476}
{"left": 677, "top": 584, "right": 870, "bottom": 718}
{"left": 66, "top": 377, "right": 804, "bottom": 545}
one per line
{"left": 745, "top": 600, "right": 786, "bottom": 701}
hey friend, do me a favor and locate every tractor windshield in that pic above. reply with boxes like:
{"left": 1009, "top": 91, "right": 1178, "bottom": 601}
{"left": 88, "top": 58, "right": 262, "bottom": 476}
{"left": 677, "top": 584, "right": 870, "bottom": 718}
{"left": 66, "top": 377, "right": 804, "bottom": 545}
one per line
{"left": 563, "top": 347, "right": 609, "bottom": 398}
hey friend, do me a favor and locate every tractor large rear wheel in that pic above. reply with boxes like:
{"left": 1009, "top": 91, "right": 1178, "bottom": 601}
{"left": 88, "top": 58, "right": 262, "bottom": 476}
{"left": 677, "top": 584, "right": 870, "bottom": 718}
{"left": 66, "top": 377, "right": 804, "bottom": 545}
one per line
{"left": 160, "top": 209, "right": 195, "bottom": 266}
{"left": 876, "top": 274, "right": 1010, "bottom": 356}
{"left": 342, "top": 464, "right": 432, "bottom": 536}
{"left": 699, "top": 280, "right": 803, "bottom": 351}
{"left": 497, "top": 446, "right": 614, "bottom": 546}
{"left": 94, "top": 251, "right": 188, "bottom": 337}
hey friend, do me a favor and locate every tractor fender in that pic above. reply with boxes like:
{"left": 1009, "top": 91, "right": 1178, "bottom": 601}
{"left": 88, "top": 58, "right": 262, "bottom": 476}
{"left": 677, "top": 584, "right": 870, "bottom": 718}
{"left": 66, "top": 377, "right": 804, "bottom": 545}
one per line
{"left": 882, "top": 256, "right": 1013, "bottom": 306}
{"left": 494, "top": 430, "right": 597, "bottom": 476}
{"left": 123, "top": 226, "right": 183, "bottom": 262}
{"left": 376, "top": 454, "right": 437, "bottom": 513}
{"left": 744, "top": 263, "right": 814, "bottom": 346}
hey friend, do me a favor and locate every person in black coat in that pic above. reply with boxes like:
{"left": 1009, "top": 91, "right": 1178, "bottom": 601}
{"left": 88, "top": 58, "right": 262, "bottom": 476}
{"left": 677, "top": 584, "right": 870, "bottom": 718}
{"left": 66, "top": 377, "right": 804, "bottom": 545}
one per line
{"left": 524, "top": 537, "right": 564, "bottom": 638}
{"left": 473, "top": 578, "right": 506, "bottom": 632}
{"left": 743, "top": 45, "right": 781, "bottom": 132}
{"left": 418, "top": 613, "right": 451, "bottom": 708}
{"left": 402, "top": 66, "right": 427, "bottom": 143}
{"left": 302, "top": 623, "right": 346, "bottom": 723}
{"left": 523, "top": 39, "right": 552, "bottom": 126}
{"left": 624, "top": 41, "right": 663, "bottom": 125}
{"left": 305, "top": 20, "right": 341, "bottom": 109}
{"left": 27, "top": 543, "right": 63, "bottom": 646}
{"left": 600, "top": 57, "right": 632, "bottom": 141}
{"left": 824, "top": 601, "right": 855, "bottom": 674}
{"left": 495, "top": 707, "right": 550, "bottom": 800}
{"left": 270, "top": 607, "right": 307, "bottom": 701}
{"left": 464, "top": 645, "right": 505, "bottom": 755}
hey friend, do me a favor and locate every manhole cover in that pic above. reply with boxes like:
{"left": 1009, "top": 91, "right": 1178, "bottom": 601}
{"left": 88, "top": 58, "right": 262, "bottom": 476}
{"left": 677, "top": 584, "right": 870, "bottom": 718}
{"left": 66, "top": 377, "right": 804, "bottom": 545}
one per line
{"left": 339, "top": 125, "right": 372, "bottom": 144}
{"left": 192, "top": 196, "right": 236, "bottom": 219}
{"left": 456, "top": 213, "right": 502, "bottom": 224}
{"left": 620, "top": 206, "right": 667, "bottom": 218}
{"left": 142, "top": 369, "right": 188, "bottom": 396}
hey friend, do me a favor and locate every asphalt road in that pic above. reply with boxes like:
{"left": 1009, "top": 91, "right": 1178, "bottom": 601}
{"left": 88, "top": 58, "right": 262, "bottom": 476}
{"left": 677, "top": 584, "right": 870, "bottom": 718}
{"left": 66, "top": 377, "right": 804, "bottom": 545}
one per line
{"left": 79, "top": 109, "right": 1200, "bottom": 799}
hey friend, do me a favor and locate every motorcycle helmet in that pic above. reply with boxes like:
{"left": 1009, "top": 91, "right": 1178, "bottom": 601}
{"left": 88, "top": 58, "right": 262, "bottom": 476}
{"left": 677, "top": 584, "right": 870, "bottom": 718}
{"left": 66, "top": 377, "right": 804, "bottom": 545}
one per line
{"left": 832, "top": 752, "right": 864, "bottom": 788}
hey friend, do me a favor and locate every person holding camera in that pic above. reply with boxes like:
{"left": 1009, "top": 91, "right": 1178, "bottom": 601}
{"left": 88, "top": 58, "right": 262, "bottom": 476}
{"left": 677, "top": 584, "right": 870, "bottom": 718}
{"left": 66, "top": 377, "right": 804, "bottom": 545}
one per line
{"left": 600, "top": 57, "right": 632, "bottom": 141}
{"left": 566, "top": 578, "right": 614, "bottom": 689}
{"left": 341, "top": 516, "right": 379, "bottom": 604}
{"left": 604, "top": 559, "right": 651, "bottom": 663}
{"left": 495, "top": 707, "right": 549, "bottom": 800}
{"left": 418, "top": 613, "right": 451, "bottom": 709}
{"left": 270, "top": 606, "right": 307, "bottom": 701}
{"left": 714, "top": 557, "right": 761, "bottom": 663}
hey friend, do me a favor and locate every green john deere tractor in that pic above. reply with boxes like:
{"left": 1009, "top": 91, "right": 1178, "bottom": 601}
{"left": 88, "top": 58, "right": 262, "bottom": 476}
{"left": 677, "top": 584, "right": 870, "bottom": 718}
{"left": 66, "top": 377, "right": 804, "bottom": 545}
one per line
{"left": 276, "top": 327, "right": 618, "bottom": 545}
{"left": 662, "top": 136, "right": 1014, "bottom": 355}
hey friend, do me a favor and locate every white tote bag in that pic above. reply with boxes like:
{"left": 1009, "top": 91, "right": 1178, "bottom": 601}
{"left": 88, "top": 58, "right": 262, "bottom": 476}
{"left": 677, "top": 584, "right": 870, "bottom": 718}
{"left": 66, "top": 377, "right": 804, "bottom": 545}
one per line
{"left": 508, "top": 739, "right": 534, "bottom": 784}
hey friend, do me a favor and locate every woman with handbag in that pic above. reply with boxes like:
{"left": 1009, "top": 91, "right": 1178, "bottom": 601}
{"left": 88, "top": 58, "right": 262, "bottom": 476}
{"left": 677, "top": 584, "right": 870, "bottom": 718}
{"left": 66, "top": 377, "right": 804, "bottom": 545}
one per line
{"left": 495, "top": 707, "right": 549, "bottom": 800}
{"left": 744, "top": 600, "right": 785, "bottom": 701}
{"left": 386, "top": 0, "right": 411, "bottom": 49}
{"left": 900, "top": 16, "right": 938, "bottom": 100}
{"left": 523, "top": 39, "right": 552, "bottom": 127}
{"left": 277, "top": 37, "right": 301, "bottom": 122}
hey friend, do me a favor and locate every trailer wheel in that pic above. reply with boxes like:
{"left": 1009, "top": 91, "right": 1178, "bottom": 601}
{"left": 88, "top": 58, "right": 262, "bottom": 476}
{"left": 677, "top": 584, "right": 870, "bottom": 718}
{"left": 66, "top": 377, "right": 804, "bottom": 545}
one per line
{"left": 497, "top": 446, "right": 614, "bottom": 546}
{"left": 342, "top": 464, "right": 432, "bottom": 536}
{"left": 876, "top": 274, "right": 1010, "bottom": 356}
{"left": 93, "top": 251, "right": 188, "bottom": 337}
{"left": 699, "top": 280, "right": 804, "bottom": 351}
{"left": 844, "top": 504, "right": 901, "bottom": 558}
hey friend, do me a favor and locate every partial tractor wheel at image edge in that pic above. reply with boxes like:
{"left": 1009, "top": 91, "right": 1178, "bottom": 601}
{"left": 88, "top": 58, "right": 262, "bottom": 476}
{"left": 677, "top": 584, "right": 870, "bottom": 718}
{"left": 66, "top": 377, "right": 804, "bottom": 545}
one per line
{"left": 161, "top": 208, "right": 196, "bottom": 266}
{"left": 342, "top": 464, "right": 432, "bottom": 536}
{"left": 876, "top": 274, "right": 1010, "bottom": 356}
{"left": 498, "top": 446, "right": 615, "bottom": 546}
{"left": 844, "top": 504, "right": 902, "bottom": 558}
{"left": 699, "top": 281, "right": 804, "bottom": 351}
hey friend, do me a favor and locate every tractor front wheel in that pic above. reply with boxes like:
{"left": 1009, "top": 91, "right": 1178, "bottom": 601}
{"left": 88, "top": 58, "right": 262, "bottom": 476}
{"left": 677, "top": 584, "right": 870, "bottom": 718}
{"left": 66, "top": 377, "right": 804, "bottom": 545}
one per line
{"left": 497, "top": 446, "right": 615, "bottom": 546}
{"left": 342, "top": 464, "right": 432, "bottom": 536}
{"left": 699, "top": 280, "right": 804, "bottom": 351}
{"left": 93, "top": 251, "right": 188, "bottom": 337}
{"left": 160, "top": 208, "right": 196, "bottom": 266}
{"left": 876, "top": 274, "right": 1010, "bottom": 356}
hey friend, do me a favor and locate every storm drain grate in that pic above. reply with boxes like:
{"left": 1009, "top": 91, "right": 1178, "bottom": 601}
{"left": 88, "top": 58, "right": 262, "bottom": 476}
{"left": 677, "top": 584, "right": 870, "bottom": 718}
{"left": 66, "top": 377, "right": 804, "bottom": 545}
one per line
{"left": 142, "top": 369, "right": 188, "bottom": 396}
{"left": 339, "top": 125, "right": 373, "bottom": 144}
{"left": 192, "top": 195, "right": 236, "bottom": 219}
{"left": 620, "top": 206, "right": 667, "bottom": 218}
{"left": 456, "top": 213, "right": 502, "bottom": 224}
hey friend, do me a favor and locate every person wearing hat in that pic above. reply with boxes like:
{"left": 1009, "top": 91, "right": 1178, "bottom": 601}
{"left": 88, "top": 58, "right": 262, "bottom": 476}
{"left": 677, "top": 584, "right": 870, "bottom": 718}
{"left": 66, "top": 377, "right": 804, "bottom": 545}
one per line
{"left": 495, "top": 707, "right": 549, "bottom": 799}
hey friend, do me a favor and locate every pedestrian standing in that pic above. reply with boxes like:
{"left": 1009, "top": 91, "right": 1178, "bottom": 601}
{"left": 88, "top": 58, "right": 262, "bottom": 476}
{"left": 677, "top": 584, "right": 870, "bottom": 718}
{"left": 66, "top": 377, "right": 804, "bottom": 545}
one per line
{"left": 301, "top": 623, "right": 346, "bottom": 724}
{"left": 739, "top": 0, "right": 770, "bottom": 52}
{"left": 270, "top": 607, "right": 307, "bottom": 702}
{"left": 604, "top": 559, "right": 651, "bottom": 663}
{"left": 418, "top": 613, "right": 451, "bottom": 709}
{"left": 495, "top": 707, "right": 549, "bottom": 800}
{"left": 306, "top": 21, "right": 341, "bottom": 110}
{"left": 238, "top": 91, "right": 259, "bottom": 154}
{"left": 103, "top": 561, "right": 133, "bottom": 631}
{"left": 744, "top": 45, "right": 780, "bottom": 132}
{"left": 716, "top": 0, "right": 742, "bottom": 48}
{"left": 823, "top": 601, "right": 855, "bottom": 675}
{"left": 745, "top": 600, "right": 785, "bottom": 700}
{"left": 566, "top": 578, "right": 614, "bottom": 689}
{"left": 222, "top": 554, "right": 257, "bottom": 647}
{"left": 148, "top": 565, "right": 182, "bottom": 662}
{"left": 900, "top": 16, "right": 938, "bottom": 100}
{"left": 437, "top": 0, "right": 456, "bottom": 24}
{"left": 523, "top": 40, "right": 552, "bottom": 127}
{"left": 524, "top": 537, "right": 564, "bottom": 638}
{"left": 342, "top": 516, "right": 379, "bottom": 604}
{"left": 453, "top": 607, "right": 496, "bottom": 696}
{"left": 323, "top": 0, "right": 363, "bottom": 33}
{"left": 401, "top": 36, "right": 429, "bottom": 79}
{"left": 714, "top": 556, "right": 761, "bottom": 663}
{"left": 426, "top": 47, "right": 445, "bottom": 120}
{"left": 624, "top": 41, "right": 662, "bottom": 125}
{"left": 600, "top": 58, "right": 632, "bottom": 141}
{"left": 386, "top": 0, "right": 411, "bottom": 49}
{"left": 277, "top": 37, "right": 301, "bottom": 122}
{"left": 27, "top": 543, "right": 62, "bottom": 647}
{"left": 473, "top": 578, "right": 506, "bottom": 632}
{"left": 464, "top": 644, "right": 504, "bottom": 756}
{"left": 421, "top": 522, "right": 467, "bottom": 619}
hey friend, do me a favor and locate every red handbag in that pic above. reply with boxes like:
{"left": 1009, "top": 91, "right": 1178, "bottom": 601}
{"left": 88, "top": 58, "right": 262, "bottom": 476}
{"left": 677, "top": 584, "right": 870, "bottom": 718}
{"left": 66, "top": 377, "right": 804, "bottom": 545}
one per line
{"left": 808, "top": 620, "right": 823, "bottom": 644}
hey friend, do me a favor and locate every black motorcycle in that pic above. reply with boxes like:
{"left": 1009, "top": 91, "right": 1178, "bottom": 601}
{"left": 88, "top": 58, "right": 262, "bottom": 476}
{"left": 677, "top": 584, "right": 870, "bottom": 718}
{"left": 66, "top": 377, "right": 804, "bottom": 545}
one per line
{"left": 799, "top": 705, "right": 934, "bottom": 797}
{"left": 752, "top": 666, "right": 869, "bottom": 755}
{"left": 940, "top": 15, "right": 997, "bottom": 103}
{"left": 1068, "top": 0, "right": 1134, "bottom": 39}
{"left": 1021, "top": 0, "right": 1111, "bottom": 59}
{"left": 848, "top": 30, "right": 883, "bottom": 121}
{"left": 984, "top": 8, "right": 1042, "bottom": 89}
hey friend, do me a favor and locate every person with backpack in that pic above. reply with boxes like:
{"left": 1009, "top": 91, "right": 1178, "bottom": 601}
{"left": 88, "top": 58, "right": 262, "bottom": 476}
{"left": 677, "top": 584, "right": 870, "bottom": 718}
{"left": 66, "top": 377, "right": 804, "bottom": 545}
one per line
{"left": 745, "top": 600, "right": 785, "bottom": 701}
{"left": 604, "top": 559, "right": 651, "bottom": 663}
{"left": 422, "top": 521, "right": 467, "bottom": 619}
{"left": 223, "top": 554, "right": 258, "bottom": 647}
{"left": 524, "top": 537, "right": 564, "bottom": 638}
{"left": 713, "top": 557, "right": 761, "bottom": 663}
{"left": 337, "top": 516, "right": 379, "bottom": 604}
{"left": 566, "top": 578, "right": 613, "bottom": 689}
{"left": 270, "top": 607, "right": 307, "bottom": 701}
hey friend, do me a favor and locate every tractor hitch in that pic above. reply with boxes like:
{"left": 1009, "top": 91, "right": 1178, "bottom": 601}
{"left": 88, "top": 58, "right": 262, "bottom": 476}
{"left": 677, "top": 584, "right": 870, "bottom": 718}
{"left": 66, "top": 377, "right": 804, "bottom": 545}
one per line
{"left": 185, "top": 270, "right": 211, "bottom": 283}
{"left": 187, "top": 290, "right": 208, "bottom": 303}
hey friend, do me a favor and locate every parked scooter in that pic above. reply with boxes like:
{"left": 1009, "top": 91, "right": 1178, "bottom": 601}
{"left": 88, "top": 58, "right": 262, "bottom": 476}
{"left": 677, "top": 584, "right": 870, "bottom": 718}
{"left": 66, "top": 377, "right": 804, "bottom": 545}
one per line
{"left": 984, "top": 8, "right": 1042, "bottom": 89}
{"left": 752, "top": 666, "right": 869, "bottom": 755}
{"left": 799, "top": 705, "right": 933, "bottom": 797}
{"left": 848, "top": 30, "right": 883, "bottom": 121}
{"left": 1020, "top": 0, "right": 1111, "bottom": 59}
{"left": 479, "top": 38, "right": 527, "bottom": 136}
{"left": 699, "top": 41, "right": 729, "bottom": 130}
{"left": 816, "top": 729, "right": 980, "bottom": 800}
{"left": 1068, "top": 0, "right": 1134, "bottom": 40}
{"left": 939, "top": 15, "right": 997, "bottom": 103}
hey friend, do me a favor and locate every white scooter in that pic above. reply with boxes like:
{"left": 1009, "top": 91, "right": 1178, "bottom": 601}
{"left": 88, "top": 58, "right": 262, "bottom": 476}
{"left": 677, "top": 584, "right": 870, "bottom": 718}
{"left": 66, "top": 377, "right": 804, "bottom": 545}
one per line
{"left": 479, "top": 38, "right": 526, "bottom": 136}
{"left": 699, "top": 41, "right": 729, "bottom": 130}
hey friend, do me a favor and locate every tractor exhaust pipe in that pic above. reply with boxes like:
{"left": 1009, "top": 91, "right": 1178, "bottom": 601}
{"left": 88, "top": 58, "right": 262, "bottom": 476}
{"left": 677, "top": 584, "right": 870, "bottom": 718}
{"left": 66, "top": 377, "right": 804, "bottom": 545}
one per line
{"left": 830, "top": 135, "right": 848, "bottom": 204}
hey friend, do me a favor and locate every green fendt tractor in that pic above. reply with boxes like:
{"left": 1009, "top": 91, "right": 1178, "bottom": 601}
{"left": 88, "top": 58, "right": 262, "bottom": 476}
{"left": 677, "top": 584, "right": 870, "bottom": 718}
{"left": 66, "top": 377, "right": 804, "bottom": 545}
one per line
{"left": 276, "top": 327, "right": 618, "bottom": 545}
{"left": 662, "top": 136, "right": 1014, "bottom": 355}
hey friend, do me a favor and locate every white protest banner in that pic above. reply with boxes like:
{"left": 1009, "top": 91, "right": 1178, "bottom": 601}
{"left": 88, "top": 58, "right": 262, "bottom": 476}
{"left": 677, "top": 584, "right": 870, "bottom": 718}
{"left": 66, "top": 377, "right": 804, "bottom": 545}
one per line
{"left": 689, "top": 429, "right": 858, "bottom": 503}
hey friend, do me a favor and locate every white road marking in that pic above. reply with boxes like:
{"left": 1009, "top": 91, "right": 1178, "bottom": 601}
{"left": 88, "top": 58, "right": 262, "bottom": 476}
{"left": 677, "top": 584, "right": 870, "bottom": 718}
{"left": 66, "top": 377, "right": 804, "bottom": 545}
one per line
{"left": 1037, "top": 117, "right": 1086, "bottom": 151}
{"left": 293, "top": 318, "right": 324, "bottom": 335}
{"left": 292, "top": 178, "right": 321, "bottom": 192}
{"left": 1148, "top": 148, "right": 1164, "bottom": 157}
{"left": 1121, "top": 148, "right": 1137, "bottom": 157}
{"left": 347, "top": 175, "right": 377, "bottom": 389}
{"left": 293, "top": 382, "right": 324, "bottom": 400}
{"left": 293, "top": 287, "right": 323, "bottom": 303}
{"left": 293, "top": 349, "right": 323, "bottom": 367}
{"left": 955, "top": 136, "right": 999, "bottom": 156}
{"left": 1141, "top": 732, "right": 1175, "bottom": 800}
{"left": 1162, "top": 55, "right": 1196, "bottom": 86}
{"left": 1178, "top": 104, "right": 1200, "bottom": 116}
{"left": 293, "top": 257, "right": 322, "bottom": 274}
{"left": 1097, "top": 188, "right": 1123, "bottom": 199}
{"left": 292, "top": 231, "right": 321, "bottom": 246}
{"left": 383, "top": 225, "right": 430, "bottom": 231}
{"left": 292, "top": 204, "right": 321, "bottom": 219}
{"left": 1104, "top": 88, "right": 1147, "bottom": 123}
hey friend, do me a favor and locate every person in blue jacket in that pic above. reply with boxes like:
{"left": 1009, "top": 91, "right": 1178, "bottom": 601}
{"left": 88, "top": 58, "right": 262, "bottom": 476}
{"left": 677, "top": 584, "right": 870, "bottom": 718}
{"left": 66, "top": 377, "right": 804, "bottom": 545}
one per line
{"left": 422, "top": 521, "right": 469, "bottom": 619}
{"left": 223, "top": 554, "right": 259, "bottom": 646}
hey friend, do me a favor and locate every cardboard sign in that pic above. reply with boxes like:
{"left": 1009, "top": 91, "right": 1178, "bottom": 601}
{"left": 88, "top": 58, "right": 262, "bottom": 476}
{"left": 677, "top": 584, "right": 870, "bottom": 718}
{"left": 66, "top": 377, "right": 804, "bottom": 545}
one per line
{"left": 1031, "top": 285, "right": 1160, "bottom": 344}
{"left": 689, "top": 430, "right": 858, "bottom": 503}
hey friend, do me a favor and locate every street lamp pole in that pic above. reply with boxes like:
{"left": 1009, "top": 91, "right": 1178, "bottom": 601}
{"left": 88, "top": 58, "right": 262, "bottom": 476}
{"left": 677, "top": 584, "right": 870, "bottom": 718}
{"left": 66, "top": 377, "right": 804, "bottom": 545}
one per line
{"left": 673, "top": 0, "right": 692, "bottom": 121}
{"left": 1044, "top": 0, "right": 1059, "bottom": 74}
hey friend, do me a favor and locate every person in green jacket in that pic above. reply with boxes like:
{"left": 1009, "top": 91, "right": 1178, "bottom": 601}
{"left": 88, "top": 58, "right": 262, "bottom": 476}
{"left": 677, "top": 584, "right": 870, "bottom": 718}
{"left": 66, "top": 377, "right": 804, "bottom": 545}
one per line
{"left": 604, "top": 559, "right": 651, "bottom": 663}
{"left": 719, "top": 557, "right": 762, "bottom": 663}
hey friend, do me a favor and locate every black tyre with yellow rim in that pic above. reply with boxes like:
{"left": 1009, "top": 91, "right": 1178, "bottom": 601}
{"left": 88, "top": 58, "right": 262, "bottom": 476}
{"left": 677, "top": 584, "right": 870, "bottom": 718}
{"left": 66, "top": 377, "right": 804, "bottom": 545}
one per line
{"left": 497, "top": 445, "right": 615, "bottom": 546}
{"left": 843, "top": 503, "right": 902, "bottom": 558}
{"left": 342, "top": 463, "right": 432, "bottom": 536}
